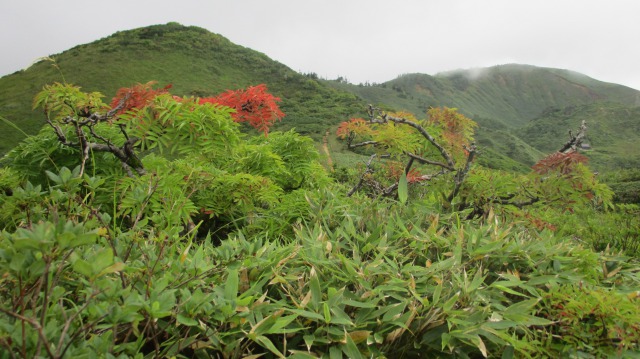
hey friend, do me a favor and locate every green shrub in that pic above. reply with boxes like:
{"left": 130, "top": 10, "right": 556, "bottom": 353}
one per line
{"left": 537, "top": 284, "right": 640, "bottom": 356}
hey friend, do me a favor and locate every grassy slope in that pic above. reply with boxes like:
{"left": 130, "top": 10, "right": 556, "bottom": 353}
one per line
{"left": 518, "top": 102, "right": 640, "bottom": 171}
{"left": 330, "top": 64, "right": 639, "bottom": 128}
{"left": 327, "top": 65, "right": 640, "bottom": 171}
{"left": 0, "top": 23, "right": 365, "bottom": 155}
{"left": 2, "top": 23, "right": 639, "bottom": 173}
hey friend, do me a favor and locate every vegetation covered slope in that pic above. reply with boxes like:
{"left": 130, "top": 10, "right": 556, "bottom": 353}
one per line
{"left": 327, "top": 65, "right": 640, "bottom": 172}
{"left": 1, "top": 80, "right": 638, "bottom": 358}
{"left": 328, "top": 64, "right": 640, "bottom": 128}
{"left": 0, "top": 22, "right": 365, "bottom": 155}
{"left": 2, "top": 22, "right": 639, "bottom": 173}
{"left": 518, "top": 102, "right": 640, "bottom": 170}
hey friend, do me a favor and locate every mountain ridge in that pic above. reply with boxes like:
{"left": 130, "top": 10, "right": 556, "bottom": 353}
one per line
{"left": 0, "top": 22, "right": 364, "bottom": 154}
{"left": 1, "top": 22, "right": 639, "bottom": 173}
{"left": 327, "top": 63, "right": 639, "bottom": 128}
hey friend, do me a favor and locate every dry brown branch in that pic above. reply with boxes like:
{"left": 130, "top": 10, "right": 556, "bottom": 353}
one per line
{"left": 447, "top": 143, "right": 477, "bottom": 203}
{"left": 558, "top": 120, "right": 587, "bottom": 153}
{"left": 347, "top": 154, "right": 378, "bottom": 197}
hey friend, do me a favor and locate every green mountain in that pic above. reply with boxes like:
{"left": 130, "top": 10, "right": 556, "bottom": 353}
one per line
{"left": 328, "top": 64, "right": 639, "bottom": 128}
{"left": 0, "top": 22, "right": 364, "bottom": 155}
{"left": 518, "top": 102, "right": 640, "bottom": 171}
{"left": 2, "top": 23, "right": 639, "bottom": 174}
{"left": 326, "top": 65, "right": 640, "bottom": 172}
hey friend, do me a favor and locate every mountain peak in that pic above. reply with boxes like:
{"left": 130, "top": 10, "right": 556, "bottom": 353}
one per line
{"left": 374, "top": 64, "right": 639, "bottom": 127}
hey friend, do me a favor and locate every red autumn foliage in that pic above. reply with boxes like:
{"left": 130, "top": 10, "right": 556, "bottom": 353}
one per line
{"left": 384, "top": 162, "right": 429, "bottom": 184}
{"left": 336, "top": 118, "right": 368, "bottom": 139}
{"left": 110, "top": 82, "right": 283, "bottom": 135}
{"left": 517, "top": 212, "right": 558, "bottom": 231}
{"left": 427, "top": 107, "right": 476, "bottom": 150}
{"left": 532, "top": 151, "right": 589, "bottom": 175}
{"left": 110, "top": 82, "right": 172, "bottom": 114}
{"left": 199, "top": 84, "right": 284, "bottom": 135}
{"left": 406, "top": 170, "right": 430, "bottom": 183}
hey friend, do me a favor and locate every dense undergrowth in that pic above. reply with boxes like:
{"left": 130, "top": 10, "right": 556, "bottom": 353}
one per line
{"left": 0, "top": 81, "right": 638, "bottom": 358}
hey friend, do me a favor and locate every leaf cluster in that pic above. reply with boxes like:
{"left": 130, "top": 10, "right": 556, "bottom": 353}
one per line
{"left": 0, "top": 80, "right": 638, "bottom": 358}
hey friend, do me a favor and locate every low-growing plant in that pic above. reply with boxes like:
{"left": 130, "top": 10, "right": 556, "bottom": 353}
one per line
{"left": 1, "top": 79, "right": 639, "bottom": 358}
{"left": 536, "top": 284, "right": 640, "bottom": 356}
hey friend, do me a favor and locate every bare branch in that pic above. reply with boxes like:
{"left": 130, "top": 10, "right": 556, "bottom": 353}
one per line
{"left": 0, "top": 307, "right": 55, "bottom": 359}
{"left": 406, "top": 152, "right": 456, "bottom": 172}
{"left": 42, "top": 94, "right": 145, "bottom": 177}
{"left": 447, "top": 143, "right": 477, "bottom": 203}
{"left": 347, "top": 154, "right": 377, "bottom": 197}
{"left": 403, "top": 156, "right": 415, "bottom": 176}
{"left": 382, "top": 182, "right": 398, "bottom": 197}
{"left": 45, "top": 118, "right": 74, "bottom": 146}
{"left": 347, "top": 140, "right": 379, "bottom": 149}
{"left": 493, "top": 195, "right": 540, "bottom": 209}
{"left": 558, "top": 120, "right": 587, "bottom": 153}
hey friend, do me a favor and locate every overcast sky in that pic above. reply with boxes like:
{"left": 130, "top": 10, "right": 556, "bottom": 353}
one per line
{"left": 1, "top": 0, "right": 639, "bottom": 90}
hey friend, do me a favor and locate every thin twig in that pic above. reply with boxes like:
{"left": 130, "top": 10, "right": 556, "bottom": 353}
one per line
{"left": 406, "top": 152, "right": 455, "bottom": 171}
{"left": 447, "top": 143, "right": 477, "bottom": 203}
{"left": 0, "top": 307, "right": 55, "bottom": 359}
{"left": 558, "top": 120, "right": 587, "bottom": 153}
{"left": 347, "top": 154, "right": 378, "bottom": 197}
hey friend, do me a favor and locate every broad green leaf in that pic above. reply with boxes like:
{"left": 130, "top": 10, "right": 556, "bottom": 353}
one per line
{"left": 251, "top": 309, "right": 284, "bottom": 336}
{"left": 330, "top": 306, "right": 353, "bottom": 326}
{"left": 287, "top": 351, "right": 318, "bottom": 359}
{"left": 309, "top": 269, "right": 322, "bottom": 309}
{"left": 287, "top": 308, "right": 325, "bottom": 322}
{"left": 329, "top": 346, "right": 342, "bottom": 359}
{"left": 323, "top": 302, "right": 331, "bottom": 323}
{"left": 45, "top": 170, "right": 61, "bottom": 185}
{"left": 254, "top": 335, "right": 285, "bottom": 358}
{"left": 382, "top": 302, "right": 407, "bottom": 322}
{"left": 225, "top": 268, "right": 239, "bottom": 303}
{"left": 342, "top": 331, "right": 365, "bottom": 359}
{"left": 443, "top": 291, "right": 459, "bottom": 313}
{"left": 72, "top": 259, "right": 93, "bottom": 278}
{"left": 398, "top": 171, "right": 408, "bottom": 204}
{"left": 268, "top": 314, "right": 300, "bottom": 334}
{"left": 468, "top": 268, "right": 486, "bottom": 293}
{"left": 96, "top": 262, "right": 125, "bottom": 278}
{"left": 432, "top": 283, "right": 443, "bottom": 304}
{"left": 490, "top": 284, "right": 528, "bottom": 298}
{"left": 303, "top": 334, "right": 315, "bottom": 352}
{"left": 176, "top": 314, "right": 199, "bottom": 327}
{"left": 92, "top": 248, "right": 114, "bottom": 274}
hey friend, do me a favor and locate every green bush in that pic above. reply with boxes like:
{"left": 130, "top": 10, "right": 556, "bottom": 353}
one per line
{"left": 537, "top": 284, "right": 640, "bottom": 356}
{"left": 1, "top": 81, "right": 639, "bottom": 358}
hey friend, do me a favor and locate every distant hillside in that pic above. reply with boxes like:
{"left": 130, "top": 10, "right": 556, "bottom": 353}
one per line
{"left": 326, "top": 65, "right": 640, "bottom": 172}
{"left": 2, "top": 23, "right": 639, "bottom": 174}
{"left": 327, "top": 64, "right": 640, "bottom": 129}
{"left": 517, "top": 102, "right": 640, "bottom": 171}
{"left": 0, "top": 22, "right": 365, "bottom": 154}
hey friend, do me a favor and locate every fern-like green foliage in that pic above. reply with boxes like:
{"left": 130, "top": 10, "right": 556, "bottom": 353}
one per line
{"left": 2, "top": 82, "right": 331, "bottom": 233}
{"left": 121, "top": 95, "right": 241, "bottom": 156}
{"left": 251, "top": 129, "right": 323, "bottom": 189}
{"left": 0, "top": 79, "right": 638, "bottom": 358}
{"left": 33, "top": 82, "right": 106, "bottom": 121}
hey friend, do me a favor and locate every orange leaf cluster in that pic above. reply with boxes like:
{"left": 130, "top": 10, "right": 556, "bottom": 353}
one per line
{"left": 110, "top": 82, "right": 172, "bottom": 114}
{"left": 336, "top": 118, "right": 368, "bottom": 139}
{"left": 199, "top": 84, "right": 284, "bottom": 135}
{"left": 383, "top": 162, "right": 428, "bottom": 184}
{"left": 532, "top": 151, "right": 588, "bottom": 175}
{"left": 108, "top": 83, "right": 284, "bottom": 135}
{"left": 427, "top": 107, "right": 476, "bottom": 149}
